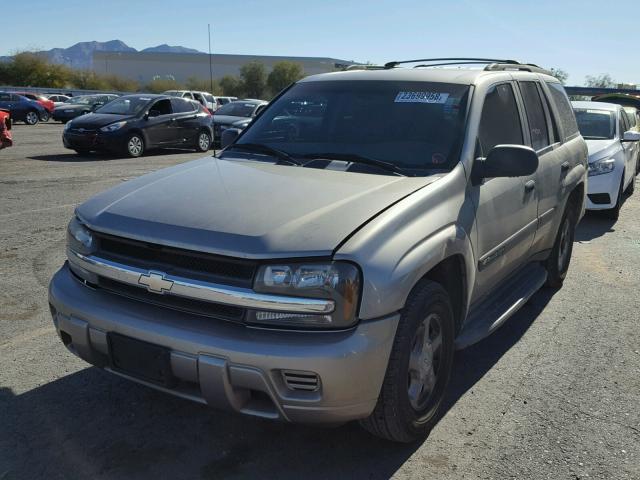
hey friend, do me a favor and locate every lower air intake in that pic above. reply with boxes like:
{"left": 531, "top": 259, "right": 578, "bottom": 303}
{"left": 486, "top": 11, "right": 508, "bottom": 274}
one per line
{"left": 281, "top": 370, "right": 320, "bottom": 392}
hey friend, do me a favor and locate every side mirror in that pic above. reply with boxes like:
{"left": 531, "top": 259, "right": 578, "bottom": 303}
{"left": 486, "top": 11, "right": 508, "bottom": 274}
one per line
{"left": 622, "top": 130, "right": 640, "bottom": 142}
{"left": 254, "top": 105, "right": 266, "bottom": 116}
{"left": 221, "top": 128, "right": 241, "bottom": 148}
{"left": 473, "top": 145, "right": 538, "bottom": 181}
{"left": 91, "top": 103, "right": 104, "bottom": 111}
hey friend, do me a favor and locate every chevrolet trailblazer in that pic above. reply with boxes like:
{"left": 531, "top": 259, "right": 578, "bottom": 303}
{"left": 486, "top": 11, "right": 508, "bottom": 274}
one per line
{"left": 49, "top": 58, "right": 588, "bottom": 442}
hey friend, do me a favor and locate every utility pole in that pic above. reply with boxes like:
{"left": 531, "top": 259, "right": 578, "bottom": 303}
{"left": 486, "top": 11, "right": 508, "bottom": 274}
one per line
{"left": 208, "top": 23, "right": 214, "bottom": 93}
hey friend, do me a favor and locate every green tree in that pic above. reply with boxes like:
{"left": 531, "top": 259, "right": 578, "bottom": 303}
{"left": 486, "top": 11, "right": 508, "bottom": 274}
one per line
{"left": 102, "top": 74, "right": 139, "bottom": 92}
{"left": 240, "top": 61, "right": 267, "bottom": 99}
{"left": 70, "top": 70, "right": 109, "bottom": 90}
{"left": 549, "top": 67, "right": 568, "bottom": 85}
{"left": 219, "top": 75, "right": 244, "bottom": 97}
{"left": 267, "top": 61, "right": 304, "bottom": 96}
{"left": 585, "top": 74, "right": 616, "bottom": 88}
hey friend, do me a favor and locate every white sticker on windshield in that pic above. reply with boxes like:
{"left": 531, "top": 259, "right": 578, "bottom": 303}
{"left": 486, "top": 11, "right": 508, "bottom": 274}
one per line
{"left": 394, "top": 91, "right": 449, "bottom": 104}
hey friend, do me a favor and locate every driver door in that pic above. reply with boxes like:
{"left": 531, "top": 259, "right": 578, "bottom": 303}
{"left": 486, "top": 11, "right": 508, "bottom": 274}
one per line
{"left": 144, "top": 99, "right": 174, "bottom": 147}
{"left": 470, "top": 82, "right": 539, "bottom": 302}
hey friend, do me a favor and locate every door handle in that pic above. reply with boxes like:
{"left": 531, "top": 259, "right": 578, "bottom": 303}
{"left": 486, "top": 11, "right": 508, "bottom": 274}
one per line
{"left": 561, "top": 161, "right": 570, "bottom": 171}
{"left": 524, "top": 180, "right": 536, "bottom": 192}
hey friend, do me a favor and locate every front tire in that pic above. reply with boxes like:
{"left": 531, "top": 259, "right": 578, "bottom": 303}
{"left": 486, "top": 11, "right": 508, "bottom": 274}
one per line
{"left": 126, "top": 134, "right": 144, "bottom": 158}
{"left": 196, "top": 130, "right": 212, "bottom": 152}
{"left": 545, "top": 202, "right": 577, "bottom": 288}
{"left": 40, "top": 111, "right": 50, "bottom": 122}
{"left": 604, "top": 173, "right": 625, "bottom": 220}
{"left": 25, "top": 111, "right": 39, "bottom": 125}
{"left": 360, "top": 280, "right": 455, "bottom": 443}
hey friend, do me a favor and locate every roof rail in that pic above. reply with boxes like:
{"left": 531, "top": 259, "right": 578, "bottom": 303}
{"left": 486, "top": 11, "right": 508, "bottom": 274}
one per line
{"left": 383, "top": 58, "right": 553, "bottom": 76}
{"left": 484, "top": 62, "right": 552, "bottom": 75}
{"left": 384, "top": 58, "right": 518, "bottom": 69}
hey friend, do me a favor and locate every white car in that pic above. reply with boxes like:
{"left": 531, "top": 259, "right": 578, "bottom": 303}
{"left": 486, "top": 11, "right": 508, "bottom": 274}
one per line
{"left": 573, "top": 101, "right": 640, "bottom": 219}
{"left": 46, "top": 94, "right": 71, "bottom": 108}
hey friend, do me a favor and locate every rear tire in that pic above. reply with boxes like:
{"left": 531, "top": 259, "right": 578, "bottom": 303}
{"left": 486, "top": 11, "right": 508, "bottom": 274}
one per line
{"left": 196, "top": 130, "right": 212, "bottom": 152}
{"left": 359, "top": 280, "right": 455, "bottom": 443}
{"left": 25, "top": 111, "right": 39, "bottom": 125}
{"left": 126, "top": 134, "right": 144, "bottom": 158}
{"left": 545, "top": 201, "right": 577, "bottom": 288}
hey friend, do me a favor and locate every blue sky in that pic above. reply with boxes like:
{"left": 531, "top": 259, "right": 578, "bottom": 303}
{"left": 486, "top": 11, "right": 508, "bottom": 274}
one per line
{"left": 2, "top": 0, "right": 635, "bottom": 86}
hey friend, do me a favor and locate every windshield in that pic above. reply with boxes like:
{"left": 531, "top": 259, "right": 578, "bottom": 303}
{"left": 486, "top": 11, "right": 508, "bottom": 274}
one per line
{"left": 95, "top": 96, "right": 150, "bottom": 115}
{"left": 574, "top": 109, "right": 615, "bottom": 140}
{"left": 216, "top": 102, "right": 259, "bottom": 117}
{"left": 234, "top": 80, "right": 470, "bottom": 175}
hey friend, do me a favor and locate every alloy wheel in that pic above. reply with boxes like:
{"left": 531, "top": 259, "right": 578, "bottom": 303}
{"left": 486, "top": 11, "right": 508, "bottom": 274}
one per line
{"left": 128, "top": 136, "right": 143, "bottom": 156}
{"left": 407, "top": 312, "right": 443, "bottom": 411}
{"left": 26, "top": 112, "right": 38, "bottom": 125}
{"left": 198, "top": 132, "right": 211, "bottom": 151}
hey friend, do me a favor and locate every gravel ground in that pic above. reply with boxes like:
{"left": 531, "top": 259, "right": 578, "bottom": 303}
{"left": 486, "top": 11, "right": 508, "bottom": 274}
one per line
{"left": 1, "top": 123, "right": 639, "bottom": 480}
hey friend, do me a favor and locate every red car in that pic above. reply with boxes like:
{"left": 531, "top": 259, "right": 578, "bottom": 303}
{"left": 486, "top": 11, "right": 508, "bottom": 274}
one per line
{"left": 0, "top": 109, "right": 12, "bottom": 149}
{"left": 15, "top": 92, "right": 54, "bottom": 121}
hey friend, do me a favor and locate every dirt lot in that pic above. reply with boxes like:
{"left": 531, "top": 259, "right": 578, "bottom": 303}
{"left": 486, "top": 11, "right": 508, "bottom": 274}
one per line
{"left": 1, "top": 122, "right": 639, "bottom": 479}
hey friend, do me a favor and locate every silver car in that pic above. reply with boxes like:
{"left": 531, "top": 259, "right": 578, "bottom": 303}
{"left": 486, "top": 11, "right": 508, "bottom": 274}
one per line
{"left": 49, "top": 58, "right": 588, "bottom": 442}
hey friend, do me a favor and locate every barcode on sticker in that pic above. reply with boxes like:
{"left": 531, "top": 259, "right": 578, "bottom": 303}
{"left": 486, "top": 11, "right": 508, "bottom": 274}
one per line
{"left": 394, "top": 92, "right": 449, "bottom": 104}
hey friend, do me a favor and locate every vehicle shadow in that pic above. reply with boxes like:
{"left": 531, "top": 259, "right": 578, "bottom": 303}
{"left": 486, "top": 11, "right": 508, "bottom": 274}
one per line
{"left": 575, "top": 211, "right": 617, "bottom": 242}
{"left": 28, "top": 149, "right": 207, "bottom": 163}
{"left": 0, "top": 290, "right": 553, "bottom": 480}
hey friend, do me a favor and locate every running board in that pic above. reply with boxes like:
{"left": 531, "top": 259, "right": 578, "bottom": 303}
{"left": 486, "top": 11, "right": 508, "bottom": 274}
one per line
{"left": 455, "top": 263, "right": 547, "bottom": 349}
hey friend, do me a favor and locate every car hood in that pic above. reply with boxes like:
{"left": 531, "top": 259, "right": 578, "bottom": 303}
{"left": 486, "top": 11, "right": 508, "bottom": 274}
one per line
{"left": 585, "top": 139, "right": 619, "bottom": 162}
{"left": 77, "top": 156, "right": 441, "bottom": 259}
{"left": 69, "top": 113, "right": 135, "bottom": 128}
{"left": 213, "top": 115, "right": 249, "bottom": 125}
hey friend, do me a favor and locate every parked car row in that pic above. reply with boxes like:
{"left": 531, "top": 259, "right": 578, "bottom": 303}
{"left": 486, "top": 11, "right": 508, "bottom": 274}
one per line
{"left": 53, "top": 94, "right": 121, "bottom": 123}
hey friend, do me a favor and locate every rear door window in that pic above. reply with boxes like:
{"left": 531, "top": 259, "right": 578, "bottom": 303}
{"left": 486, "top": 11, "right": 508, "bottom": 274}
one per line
{"left": 171, "top": 98, "right": 197, "bottom": 113}
{"left": 149, "top": 99, "right": 172, "bottom": 116}
{"left": 478, "top": 83, "right": 524, "bottom": 155}
{"left": 546, "top": 82, "right": 579, "bottom": 139}
{"left": 519, "top": 81, "right": 550, "bottom": 151}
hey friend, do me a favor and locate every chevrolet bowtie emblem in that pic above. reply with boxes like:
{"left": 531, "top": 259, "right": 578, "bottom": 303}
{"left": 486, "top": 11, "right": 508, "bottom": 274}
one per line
{"left": 138, "top": 271, "right": 173, "bottom": 294}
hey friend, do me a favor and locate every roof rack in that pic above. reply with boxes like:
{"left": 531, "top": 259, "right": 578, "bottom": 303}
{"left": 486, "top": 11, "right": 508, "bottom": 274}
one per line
{"left": 383, "top": 58, "right": 552, "bottom": 75}
{"left": 345, "top": 64, "right": 386, "bottom": 71}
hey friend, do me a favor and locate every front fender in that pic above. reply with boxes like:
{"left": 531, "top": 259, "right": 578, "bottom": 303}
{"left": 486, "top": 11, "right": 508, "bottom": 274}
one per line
{"left": 335, "top": 164, "right": 476, "bottom": 320}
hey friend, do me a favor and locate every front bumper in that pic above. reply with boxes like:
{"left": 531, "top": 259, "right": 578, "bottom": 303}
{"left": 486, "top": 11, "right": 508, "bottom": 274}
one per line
{"left": 49, "top": 264, "right": 398, "bottom": 423}
{"left": 586, "top": 169, "right": 623, "bottom": 210}
{"left": 63, "top": 130, "right": 126, "bottom": 153}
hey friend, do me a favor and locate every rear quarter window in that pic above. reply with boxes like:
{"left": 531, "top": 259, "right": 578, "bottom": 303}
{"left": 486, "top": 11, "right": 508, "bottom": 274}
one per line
{"left": 546, "top": 82, "right": 579, "bottom": 139}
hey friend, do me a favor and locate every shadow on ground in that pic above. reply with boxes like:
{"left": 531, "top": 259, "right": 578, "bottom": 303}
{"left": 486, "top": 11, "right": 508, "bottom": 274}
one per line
{"left": 0, "top": 289, "right": 555, "bottom": 480}
{"left": 28, "top": 149, "right": 207, "bottom": 163}
{"left": 575, "top": 211, "right": 617, "bottom": 242}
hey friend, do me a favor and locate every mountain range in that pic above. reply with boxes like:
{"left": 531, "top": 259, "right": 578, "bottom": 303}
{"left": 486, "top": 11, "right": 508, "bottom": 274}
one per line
{"left": 1, "top": 40, "right": 203, "bottom": 69}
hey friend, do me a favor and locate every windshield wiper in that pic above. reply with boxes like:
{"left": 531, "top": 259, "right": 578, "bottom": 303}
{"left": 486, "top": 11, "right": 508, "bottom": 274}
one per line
{"left": 302, "top": 152, "right": 408, "bottom": 176}
{"left": 222, "top": 143, "right": 302, "bottom": 165}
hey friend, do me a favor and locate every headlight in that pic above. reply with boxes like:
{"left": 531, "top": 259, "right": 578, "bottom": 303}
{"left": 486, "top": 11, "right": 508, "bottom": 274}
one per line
{"left": 63, "top": 121, "right": 72, "bottom": 131}
{"left": 100, "top": 121, "right": 127, "bottom": 132}
{"left": 67, "top": 216, "right": 95, "bottom": 255}
{"left": 250, "top": 262, "right": 361, "bottom": 329}
{"left": 588, "top": 158, "right": 615, "bottom": 177}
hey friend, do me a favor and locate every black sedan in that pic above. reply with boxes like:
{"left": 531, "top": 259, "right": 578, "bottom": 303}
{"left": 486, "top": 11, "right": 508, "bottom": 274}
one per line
{"left": 52, "top": 94, "right": 120, "bottom": 123}
{"left": 62, "top": 94, "right": 213, "bottom": 157}
{"left": 212, "top": 99, "right": 267, "bottom": 145}
{"left": 0, "top": 92, "right": 48, "bottom": 125}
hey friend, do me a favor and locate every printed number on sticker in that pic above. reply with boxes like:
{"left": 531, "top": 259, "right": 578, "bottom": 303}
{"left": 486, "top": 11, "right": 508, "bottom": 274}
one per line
{"left": 394, "top": 92, "right": 450, "bottom": 104}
